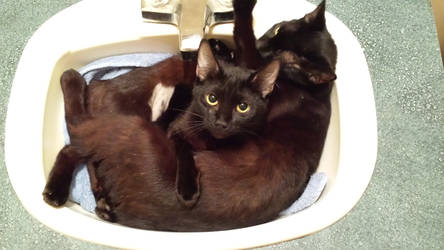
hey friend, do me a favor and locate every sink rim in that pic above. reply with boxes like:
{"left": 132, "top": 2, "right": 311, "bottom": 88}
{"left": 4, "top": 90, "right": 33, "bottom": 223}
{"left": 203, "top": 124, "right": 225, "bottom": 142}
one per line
{"left": 4, "top": 0, "right": 377, "bottom": 249}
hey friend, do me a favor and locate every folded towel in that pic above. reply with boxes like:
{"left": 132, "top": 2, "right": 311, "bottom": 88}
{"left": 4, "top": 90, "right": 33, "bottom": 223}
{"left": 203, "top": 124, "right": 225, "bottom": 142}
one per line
{"left": 67, "top": 53, "right": 327, "bottom": 217}
{"left": 279, "top": 172, "right": 328, "bottom": 216}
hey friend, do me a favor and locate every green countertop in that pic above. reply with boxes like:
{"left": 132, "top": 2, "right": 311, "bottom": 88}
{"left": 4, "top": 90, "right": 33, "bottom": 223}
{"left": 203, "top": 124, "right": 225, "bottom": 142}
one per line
{"left": 1, "top": 0, "right": 442, "bottom": 249}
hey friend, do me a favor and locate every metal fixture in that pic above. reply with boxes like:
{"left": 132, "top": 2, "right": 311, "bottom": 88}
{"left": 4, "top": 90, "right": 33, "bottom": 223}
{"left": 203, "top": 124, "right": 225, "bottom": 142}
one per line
{"left": 141, "top": 0, "right": 234, "bottom": 52}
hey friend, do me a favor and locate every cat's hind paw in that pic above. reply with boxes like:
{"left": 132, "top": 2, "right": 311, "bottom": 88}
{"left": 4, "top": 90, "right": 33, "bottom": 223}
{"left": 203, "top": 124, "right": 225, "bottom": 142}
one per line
{"left": 95, "top": 198, "right": 116, "bottom": 222}
{"left": 42, "top": 183, "right": 69, "bottom": 207}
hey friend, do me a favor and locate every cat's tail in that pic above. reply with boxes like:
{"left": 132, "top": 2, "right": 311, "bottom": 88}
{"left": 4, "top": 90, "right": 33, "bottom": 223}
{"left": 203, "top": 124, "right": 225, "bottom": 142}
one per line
{"left": 60, "top": 69, "right": 89, "bottom": 129}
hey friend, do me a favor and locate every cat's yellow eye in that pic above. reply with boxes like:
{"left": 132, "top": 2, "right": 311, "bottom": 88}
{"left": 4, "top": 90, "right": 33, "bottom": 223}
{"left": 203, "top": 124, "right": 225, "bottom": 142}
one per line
{"left": 206, "top": 94, "right": 218, "bottom": 106}
{"left": 274, "top": 26, "right": 280, "bottom": 36}
{"left": 236, "top": 102, "right": 250, "bottom": 113}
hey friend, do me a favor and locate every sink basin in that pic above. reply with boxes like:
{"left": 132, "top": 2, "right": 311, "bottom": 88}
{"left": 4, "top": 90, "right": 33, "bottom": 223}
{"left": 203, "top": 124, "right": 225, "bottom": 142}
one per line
{"left": 5, "top": 0, "right": 377, "bottom": 248}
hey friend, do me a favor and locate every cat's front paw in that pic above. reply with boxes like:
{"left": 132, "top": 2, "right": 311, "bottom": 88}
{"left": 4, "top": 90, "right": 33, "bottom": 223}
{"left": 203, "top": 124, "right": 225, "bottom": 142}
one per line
{"left": 42, "top": 181, "right": 70, "bottom": 207}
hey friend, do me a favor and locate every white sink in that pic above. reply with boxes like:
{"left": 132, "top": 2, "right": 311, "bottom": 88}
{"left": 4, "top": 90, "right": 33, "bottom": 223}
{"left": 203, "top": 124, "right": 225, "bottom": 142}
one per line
{"left": 5, "top": 0, "right": 377, "bottom": 249}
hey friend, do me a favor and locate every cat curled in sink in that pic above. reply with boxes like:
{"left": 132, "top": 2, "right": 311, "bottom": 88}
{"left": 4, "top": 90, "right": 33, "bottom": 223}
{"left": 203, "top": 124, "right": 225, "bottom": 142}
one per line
{"left": 43, "top": 0, "right": 337, "bottom": 231}
{"left": 44, "top": 40, "right": 284, "bottom": 231}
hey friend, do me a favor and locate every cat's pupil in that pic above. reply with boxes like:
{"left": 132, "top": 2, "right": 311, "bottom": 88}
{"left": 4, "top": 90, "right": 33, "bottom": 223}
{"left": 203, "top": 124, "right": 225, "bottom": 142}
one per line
{"left": 238, "top": 103, "right": 248, "bottom": 111}
{"left": 208, "top": 94, "right": 217, "bottom": 103}
{"left": 206, "top": 93, "right": 218, "bottom": 106}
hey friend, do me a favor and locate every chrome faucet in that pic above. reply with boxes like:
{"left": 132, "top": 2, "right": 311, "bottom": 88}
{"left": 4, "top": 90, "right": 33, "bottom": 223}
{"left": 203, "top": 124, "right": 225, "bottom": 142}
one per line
{"left": 141, "top": 0, "right": 234, "bottom": 52}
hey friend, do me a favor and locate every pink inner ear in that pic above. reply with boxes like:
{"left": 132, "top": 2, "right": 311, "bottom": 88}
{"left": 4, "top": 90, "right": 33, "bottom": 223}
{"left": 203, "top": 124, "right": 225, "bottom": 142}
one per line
{"left": 196, "top": 40, "right": 219, "bottom": 81}
{"left": 308, "top": 71, "right": 337, "bottom": 84}
{"left": 253, "top": 60, "right": 280, "bottom": 97}
{"left": 277, "top": 51, "right": 335, "bottom": 84}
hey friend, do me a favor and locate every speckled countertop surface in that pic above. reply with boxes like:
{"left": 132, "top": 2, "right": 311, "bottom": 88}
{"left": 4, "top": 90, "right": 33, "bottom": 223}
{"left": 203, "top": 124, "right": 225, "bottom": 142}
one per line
{"left": 0, "top": 0, "right": 443, "bottom": 249}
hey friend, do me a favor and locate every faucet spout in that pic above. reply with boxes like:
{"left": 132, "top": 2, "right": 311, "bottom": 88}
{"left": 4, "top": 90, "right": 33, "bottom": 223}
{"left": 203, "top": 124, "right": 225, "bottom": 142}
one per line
{"left": 178, "top": 0, "right": 208, "bottom": 52}
{"left": 141, "top": 0, "right": 234, "bottom": 53}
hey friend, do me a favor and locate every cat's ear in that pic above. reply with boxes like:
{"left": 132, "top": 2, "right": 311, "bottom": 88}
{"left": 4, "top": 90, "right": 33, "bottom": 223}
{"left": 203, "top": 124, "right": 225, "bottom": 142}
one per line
{"left": 279, "top": 51, "right": 336, "bottom": 84}
{"left": 299, "top": 56, "right": 336, "bottom": 84}
{"left": 251, "top": 60, "right": 280, "bottom": 97}
{"left": 304, "top": 0, "right": 326, "bottom": 30}
{"left": 196, "top": 40, "right": 220, "bottom": 82}
{"left": 305, "top": 66, "right": 336, "bottom": 84}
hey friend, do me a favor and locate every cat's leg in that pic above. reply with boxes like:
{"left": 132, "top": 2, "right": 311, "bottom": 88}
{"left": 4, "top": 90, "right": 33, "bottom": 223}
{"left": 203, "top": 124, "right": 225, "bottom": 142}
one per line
{"left": 86, "top": 161, "right": 102, "bottom": 196}
{"left": 86, "top": 162, "right": 115, "bottom": 222}
{"left": 60, "top": 69, "right": 88, "bottom": 131}
{"left": 167, "top": 111, "right": 201, "bottom": 207}
{"left": 233, "top": 0, "right": 262, "bottom": 69}
{"left": 170, "top": 134, "right": 201, "bottom": 208}
{"left": 43, "top": 145, "right": 86, "bottom": 207}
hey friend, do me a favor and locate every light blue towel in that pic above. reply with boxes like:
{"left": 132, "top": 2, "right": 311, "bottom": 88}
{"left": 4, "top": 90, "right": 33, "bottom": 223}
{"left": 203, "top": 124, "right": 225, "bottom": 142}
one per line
{"left": 67, "top": 53, "right": 327, "bottom": 217}
{"left": 279, "top": 172, "right": 328, "bottom": 216}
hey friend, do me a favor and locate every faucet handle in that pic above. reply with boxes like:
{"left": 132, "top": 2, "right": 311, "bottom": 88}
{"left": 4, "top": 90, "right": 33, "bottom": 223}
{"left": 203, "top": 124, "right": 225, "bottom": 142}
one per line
{"left": 141, "top": 0, "right": 180, "bottom": 25}
{"left": 206, "top": 0, "right": 234, "bottom": 27}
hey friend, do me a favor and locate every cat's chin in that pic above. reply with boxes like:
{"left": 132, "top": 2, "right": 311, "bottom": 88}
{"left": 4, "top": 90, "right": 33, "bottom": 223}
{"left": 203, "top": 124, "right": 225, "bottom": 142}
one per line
{"left": 209, "top": 129, "right": 231, "bottom": 140}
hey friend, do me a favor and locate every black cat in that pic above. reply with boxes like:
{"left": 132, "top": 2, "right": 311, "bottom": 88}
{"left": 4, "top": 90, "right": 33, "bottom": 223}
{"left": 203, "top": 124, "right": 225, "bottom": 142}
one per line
{"left": 256, "top": 0, "right": 337, "bottom": 86}
{"left": 43, "top": 0, "right": 337, "bottom": 231}
{"left": 43, "top": 40, "right": 286, "bottom": 231}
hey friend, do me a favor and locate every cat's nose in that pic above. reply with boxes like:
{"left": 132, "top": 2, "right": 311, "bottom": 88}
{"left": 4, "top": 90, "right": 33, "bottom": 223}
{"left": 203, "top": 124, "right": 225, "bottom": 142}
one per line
{"left": 215, "top": 120, "right": 228, "bottom": 129}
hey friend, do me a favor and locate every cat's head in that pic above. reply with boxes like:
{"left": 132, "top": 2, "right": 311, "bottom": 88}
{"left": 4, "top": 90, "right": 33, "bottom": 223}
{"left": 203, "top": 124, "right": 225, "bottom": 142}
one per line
{"left": 256, "top": 0, "right": 337, "bottom": 84}
{"left": 191, "top": 40, "right": 280, "bottom": 139}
